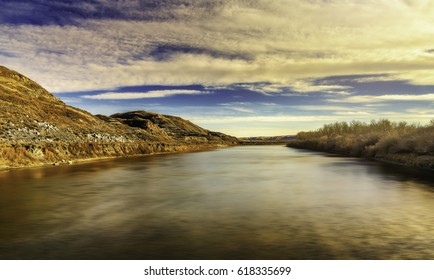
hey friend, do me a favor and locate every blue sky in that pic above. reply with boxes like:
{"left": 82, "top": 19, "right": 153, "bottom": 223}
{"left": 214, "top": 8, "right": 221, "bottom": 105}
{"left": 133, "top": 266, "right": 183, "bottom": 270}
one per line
{"left": 1, "top": 0, "right": 434, "bottom": 136}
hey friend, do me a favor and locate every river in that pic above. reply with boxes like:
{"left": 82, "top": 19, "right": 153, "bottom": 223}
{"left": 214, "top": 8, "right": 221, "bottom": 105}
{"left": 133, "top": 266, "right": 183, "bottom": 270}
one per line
{"left": 1, "top": 146, "right": 434, "bottom": 259}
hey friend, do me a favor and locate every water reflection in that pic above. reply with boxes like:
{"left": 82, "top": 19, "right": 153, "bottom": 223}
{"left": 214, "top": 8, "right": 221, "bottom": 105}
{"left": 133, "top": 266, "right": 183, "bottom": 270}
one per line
{"left": 1, "top": 146, "right": 434, "bottom": 259}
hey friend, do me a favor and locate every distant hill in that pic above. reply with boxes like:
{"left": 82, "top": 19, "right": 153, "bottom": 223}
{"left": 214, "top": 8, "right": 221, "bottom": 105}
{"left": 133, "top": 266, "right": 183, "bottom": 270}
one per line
{"left": 108, "top": 111, "right": 237, "bottom": 144}
{"left": 238, "top": 135, "right": 295, "bottom": 145}
{"left": 0, "top": 66, "right": 238, "bottom": 169}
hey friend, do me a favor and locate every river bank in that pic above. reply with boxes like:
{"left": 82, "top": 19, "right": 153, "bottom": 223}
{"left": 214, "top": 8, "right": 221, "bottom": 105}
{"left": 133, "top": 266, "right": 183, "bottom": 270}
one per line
{"left": 287, "top": 140, "right": 434, "bottom": 170}
{"left": 286, "top": 120, "right": 434, "bottom": 170}
{"left": 0, "top": 141, "right": 234, "bottom": 171}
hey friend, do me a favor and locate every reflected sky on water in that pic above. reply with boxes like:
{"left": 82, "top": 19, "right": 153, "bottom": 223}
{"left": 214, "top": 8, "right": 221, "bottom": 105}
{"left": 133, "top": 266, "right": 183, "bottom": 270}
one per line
{"left": 1, "top": 146, "right": 434, "bottom": 259}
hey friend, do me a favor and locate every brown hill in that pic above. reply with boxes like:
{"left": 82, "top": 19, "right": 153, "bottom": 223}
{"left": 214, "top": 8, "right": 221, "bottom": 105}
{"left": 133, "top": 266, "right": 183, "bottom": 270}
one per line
{"left": 109, "top": 111, "right": 237, "bottom": 143}
{"left": 0, "top": 66, "right": 238, "bottom": 169}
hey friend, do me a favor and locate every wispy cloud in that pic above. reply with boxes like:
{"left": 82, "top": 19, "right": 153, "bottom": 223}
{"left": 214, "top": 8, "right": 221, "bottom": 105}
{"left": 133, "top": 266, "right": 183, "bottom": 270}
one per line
{"left": 296, "top": 105, "right": 361, "bottom": 111}
{"left": 289, "top": 79, "right": 352, "bottom": 94}
{"left": 191, "top": 115, "right": 346, "bottom": 124}
{"left": 330, "top": 93, "right": 434, "bottom": 103}
{"left": 0, "top": 0, "right": 222, "bottom": 25}
{"left": 2, "top": 0, "right": 434, "bottom": 92}
{"left": 352, "top": 74, "right": 403, "bottom": 83}
{"left": 82, "top": 89, "right": 209, "bottom": 100}
{"left": 406, "top": 108, "right": 434, "bottom": 114}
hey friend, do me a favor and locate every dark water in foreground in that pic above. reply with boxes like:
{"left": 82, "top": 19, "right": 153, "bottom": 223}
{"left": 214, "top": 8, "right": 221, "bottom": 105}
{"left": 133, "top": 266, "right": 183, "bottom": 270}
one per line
{"left": 1, "top": 146, "right": 434, "bottom": 259}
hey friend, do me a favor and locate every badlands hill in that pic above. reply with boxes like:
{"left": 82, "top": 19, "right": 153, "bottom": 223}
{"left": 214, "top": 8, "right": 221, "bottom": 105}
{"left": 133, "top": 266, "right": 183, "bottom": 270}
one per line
{"left": 0, "top": 66, "right": 238, "bottom": 169}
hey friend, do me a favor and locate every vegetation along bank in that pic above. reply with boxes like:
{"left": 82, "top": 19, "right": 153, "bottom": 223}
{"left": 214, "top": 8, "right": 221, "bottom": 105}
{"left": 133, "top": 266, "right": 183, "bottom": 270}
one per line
{"left": 287, "top": 119, "right": 434, "bottom": 170}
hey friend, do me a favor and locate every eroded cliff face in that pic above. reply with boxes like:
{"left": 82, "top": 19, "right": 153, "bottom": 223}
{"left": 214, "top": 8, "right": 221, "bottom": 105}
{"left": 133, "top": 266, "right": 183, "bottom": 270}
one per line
{"left": 0, "top": 66, "right": 238, "bottom": 169}
{"left": 108, "top": 111, "right": 238, "bottom": 144}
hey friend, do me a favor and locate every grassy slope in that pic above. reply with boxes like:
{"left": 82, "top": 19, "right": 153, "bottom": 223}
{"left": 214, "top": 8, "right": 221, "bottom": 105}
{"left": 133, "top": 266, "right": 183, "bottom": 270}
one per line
{"left": 0, "top": 66, "right": 238, "bottom": 169}
{"left": 287, "top": 119, "right": 434, "bottom": 169}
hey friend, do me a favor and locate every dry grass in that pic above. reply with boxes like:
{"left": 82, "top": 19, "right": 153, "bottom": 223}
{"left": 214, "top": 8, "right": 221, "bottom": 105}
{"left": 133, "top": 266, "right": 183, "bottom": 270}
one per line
{"left": 288, "top": 119, "right": 434, "bottom": 160}
{"left": 0, "top": 141, "right": 229, "bottom": 169}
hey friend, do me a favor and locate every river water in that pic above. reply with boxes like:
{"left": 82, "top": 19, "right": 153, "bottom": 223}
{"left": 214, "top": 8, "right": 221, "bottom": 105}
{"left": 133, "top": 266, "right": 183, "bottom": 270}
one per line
{"left": 1, "top": 146, "right": 434, "bottom": 259}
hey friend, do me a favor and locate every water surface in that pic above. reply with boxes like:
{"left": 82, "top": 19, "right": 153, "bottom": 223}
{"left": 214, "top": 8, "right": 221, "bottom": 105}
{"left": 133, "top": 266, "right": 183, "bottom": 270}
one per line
{"left": 1, "top": 146, "right": 434, "bottom": 259}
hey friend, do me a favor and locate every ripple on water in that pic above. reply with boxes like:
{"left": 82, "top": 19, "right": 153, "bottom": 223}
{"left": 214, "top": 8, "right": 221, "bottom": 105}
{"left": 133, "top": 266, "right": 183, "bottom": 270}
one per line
{"left": 1, "top": 146, "right": 434, "bottom": 259}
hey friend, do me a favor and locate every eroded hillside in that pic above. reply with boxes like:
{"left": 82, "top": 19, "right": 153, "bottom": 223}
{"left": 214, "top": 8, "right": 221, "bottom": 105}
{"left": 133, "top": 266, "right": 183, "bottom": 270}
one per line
{"left": 0, "top": 66, "right": 238, "bottom": 169}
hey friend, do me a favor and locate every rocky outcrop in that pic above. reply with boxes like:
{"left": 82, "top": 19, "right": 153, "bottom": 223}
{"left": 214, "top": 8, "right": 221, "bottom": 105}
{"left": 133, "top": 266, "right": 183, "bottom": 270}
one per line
{"left": 108, "top": 111, "right": 238, "bottom": 144}
{"left": 0, "top": 66, "right": 238, "bottom": 169}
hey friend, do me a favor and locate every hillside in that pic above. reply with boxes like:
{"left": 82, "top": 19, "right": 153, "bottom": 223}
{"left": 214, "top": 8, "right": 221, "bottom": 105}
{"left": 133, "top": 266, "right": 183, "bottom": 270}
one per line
{"left": 108, "top": 111, "right": 237, "bottom": 144}
{"left": 0, "top": 66, "right": 238, "bottom": 169}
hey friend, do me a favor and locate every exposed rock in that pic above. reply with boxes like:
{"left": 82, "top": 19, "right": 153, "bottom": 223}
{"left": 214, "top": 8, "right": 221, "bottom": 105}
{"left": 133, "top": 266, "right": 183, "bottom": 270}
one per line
{"left": 0, "top": 66, "right": 238, "bottom": 169}
{"left": 108, "top": 111, "right": 238, "bottom": 144}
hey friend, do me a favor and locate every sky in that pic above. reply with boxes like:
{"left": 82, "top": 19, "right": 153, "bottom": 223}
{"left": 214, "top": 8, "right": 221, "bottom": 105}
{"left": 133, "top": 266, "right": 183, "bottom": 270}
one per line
{"left": 1, "top": 0, "right": 434, "bottom": 137}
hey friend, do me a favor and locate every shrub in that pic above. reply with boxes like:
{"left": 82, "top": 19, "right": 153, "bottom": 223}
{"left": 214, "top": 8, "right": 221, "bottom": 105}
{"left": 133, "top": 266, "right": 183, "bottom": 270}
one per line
{"left": 288, "top": 119, "right": 434, "bottom": 158}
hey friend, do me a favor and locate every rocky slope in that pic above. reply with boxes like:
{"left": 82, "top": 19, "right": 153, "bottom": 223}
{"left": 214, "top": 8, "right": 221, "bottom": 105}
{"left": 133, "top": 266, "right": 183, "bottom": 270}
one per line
{"left": 0, "top": 66, "right": 238, "bottom": 169}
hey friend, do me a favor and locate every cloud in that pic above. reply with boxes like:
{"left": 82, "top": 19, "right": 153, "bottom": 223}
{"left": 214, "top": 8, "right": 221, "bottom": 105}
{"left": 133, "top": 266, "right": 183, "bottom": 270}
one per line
{"left": 289, "top": 79, "right": 352, "bottom": 94}
{"left": 225, "top": 107, "right": 256, "bottom": 114}
{"left": 406, "top": 108, "right": 434, "bottom": 114}
{"left": 2, "top": 0, "right": 434, "bottom": 93}
{"left": 353, "top": 74, "right": 403, "bottom": 83}
{"left": 331, "top": 93, "right": 434, "bottom": 103}
{"left": 394, "top": 70, "right": 434, "bottom": 86}
{"left": 334, "top": 111, "right": 372, "bottom": 116}
{"left": 0, "top": 49, "right": 15, "bottom": 57}
{"left": 149, "top": 44, "right": 252, "bottom": 62}
{"left": 217, "top": 102, "right": 257, "bottom": 114}
{"left": 296, "top": 105, "right": 362, "bottom": 111}
{"left": 191, "top": 115, "right": 346, "bottom": 124}
{"left": 0, "top": 0, "right": 224, "bottom": 25}
{"left": 226, "top": 83, "right": 288, "bottom": 96}
{"left": 354, "top": 71, "right": 434, "bottom": 86}
{"left": 81, "top": 89, "right": 209, "bottom": 99}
